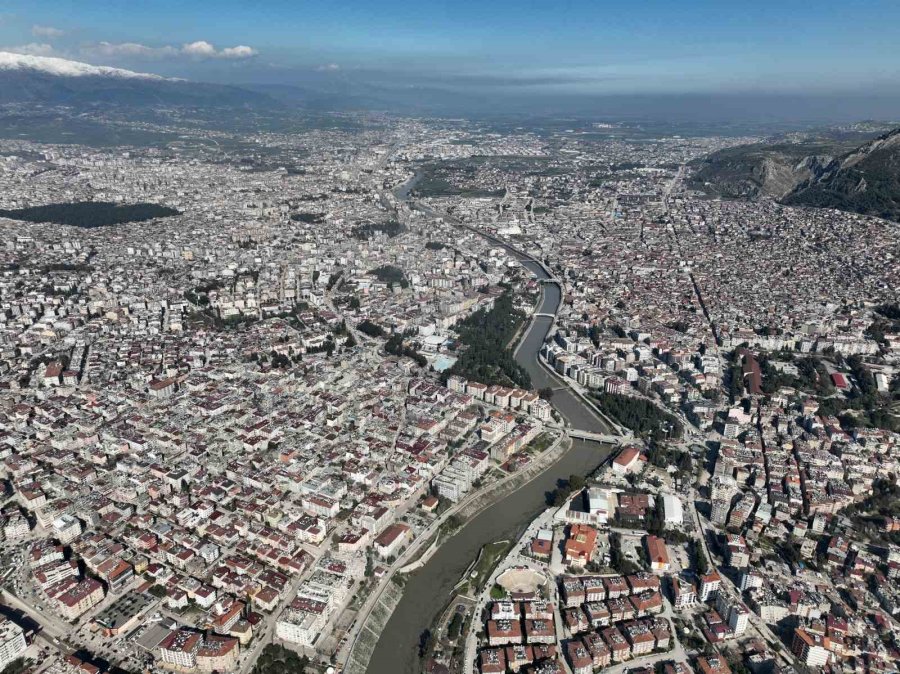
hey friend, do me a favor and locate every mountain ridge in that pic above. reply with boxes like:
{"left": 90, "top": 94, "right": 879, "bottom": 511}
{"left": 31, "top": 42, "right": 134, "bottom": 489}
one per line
{"left": 0, "top": 51, "right": 174, "bottom": 80}
{"left": 0, "top": 51, "right": 275, "bottom": 109}
{"left": 783, "top": 127, "right": 900, "bottom": 221}
{"left": 692, "top": 126, "right": 900, "bottom": 222}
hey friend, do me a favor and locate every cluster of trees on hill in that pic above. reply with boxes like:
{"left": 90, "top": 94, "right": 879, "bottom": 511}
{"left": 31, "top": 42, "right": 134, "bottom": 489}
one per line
{"left": 646, "top": 442, "right": 693, "bottom": 483}
{"left": 352, "top": 219, "right": 404, "bottom": 240}
{"left": 356, "top": 321, "right": 427, "bottom": 366}
{"left": 750, "top": 352, "right": 839, "bottom": 398}
{"left": 42, "top": 262, "right": 95, "bottom": 273}
{"left": 609, "top": 532, "right": 641, "bottom": 574}
{"left": 386, "top": 333, "right": 427, "bottom": 367}
{"left": 867, "top": 303, "right": 900, "bottom": 345}
{"left": 820, "top": 355, "right": 900, "bottom": 432}
{"left": 357, "top": 319, "right": 386, "bottom": 338}
{"left": 869, "top": 474, "right": 900, "bottom": 515}
{"left": 0, "top": 201, "right": 179, "bottom": 227}
{"left": 446, "top": 292, "right": 531, "bottom": 388}
{"left": 547, "top": 474, "right": 586, "bottom": 507}
{"left": 795, "top": 357, "right": 835, "bottom": 395}
{"left": 289, "top": 212, "right": 325, "bottom": 224}
{"left": 251, "top": 645, "right": 308, "bottom": 674}
{"left": 843, "top": 476, "right": 900, "bottom": 542}
{"left": 184, "top": 308, "right": 258, "bottom": 331}
{"left": 368, "top": 264, "right": 408, "bottom": 288}
{"left": 749, "top": 343, "right": 898, "bottom": 432}
{"left": 591, "top": 392, "right": 682, "bottom": 441}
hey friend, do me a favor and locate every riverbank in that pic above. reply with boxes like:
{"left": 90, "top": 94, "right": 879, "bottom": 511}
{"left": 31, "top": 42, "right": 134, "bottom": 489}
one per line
{"left": 362, "top": 199, "right": 619, "bottom": 674}
{"left": 362, "top": 438, "right": 611, "bottom": 674}
{"left": 536, "top": 351, "right": 630, "bottom": 437}
{"left": 344, "top": 430, "right": 569, "bottom": 674}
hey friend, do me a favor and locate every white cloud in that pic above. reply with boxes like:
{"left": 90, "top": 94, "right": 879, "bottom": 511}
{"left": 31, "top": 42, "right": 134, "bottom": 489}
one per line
{"left": 87, "top": 41, "right": 178, "bottom": 58}
{"left": 7, "top": 42, "right": 55, "bottom": 56}
{"left": 83, "top": 40, "right": 258, "bottom": 61}
{"left": 32, "top": 25, "right": 65, "bottom": 39}
{"left": 220, "top": 45, "right": 258, "bottom": 59}
{"left": 182, "top": 41, "right": 257, "bottom": 59}
{"left": 317, "top": 63, "right": 340, "bottom": 72}
{"left": 182, "top": 40, "right": 217, "bottom": 57}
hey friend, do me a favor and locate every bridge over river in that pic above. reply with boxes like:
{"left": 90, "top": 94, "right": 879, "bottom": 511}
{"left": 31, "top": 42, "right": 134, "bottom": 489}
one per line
{"left": 568, "top": 429, "right": 626, "bottom": 444}
{"left": 359, "top": 196, "right": 623, "bottom": 674}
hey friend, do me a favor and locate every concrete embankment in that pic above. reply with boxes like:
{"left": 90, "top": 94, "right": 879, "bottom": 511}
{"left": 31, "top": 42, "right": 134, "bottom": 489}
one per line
{"left": 344, "top": 580, "right": 404, "bottom": 674}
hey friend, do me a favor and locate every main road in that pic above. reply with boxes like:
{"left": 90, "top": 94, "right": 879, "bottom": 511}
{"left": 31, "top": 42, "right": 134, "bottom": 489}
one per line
{"left": 363, "top": 219, "right": 618, "bottom": 674}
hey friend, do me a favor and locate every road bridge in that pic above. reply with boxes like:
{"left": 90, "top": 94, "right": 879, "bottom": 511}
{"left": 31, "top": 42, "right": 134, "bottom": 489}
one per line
{"left": 568, "top": 429, "right": 627, "bottom": 445}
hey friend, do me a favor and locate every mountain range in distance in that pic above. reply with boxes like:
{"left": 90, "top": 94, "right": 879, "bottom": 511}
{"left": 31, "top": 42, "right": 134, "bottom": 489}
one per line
{"left": 3, "top": 50, "right": 899, "bottom": 224}
{"left": 0, "top": 50, "right": 448, "bottom": 113}
{"left": 692, "top": 126, "right": 900, "bottom": 223}
{"left": 0, "top": 51, "right": 277, "bottom": 109}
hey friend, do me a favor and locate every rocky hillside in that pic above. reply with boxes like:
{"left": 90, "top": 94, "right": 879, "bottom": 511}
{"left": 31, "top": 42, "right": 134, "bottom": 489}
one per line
{"left": 783, "top": 128, "right": 900, "bottom": 221}
{"left": 690, "top": 142, "right": 839, "bottom": 199}
{"left": 692, "top": 126, "right": 900, "bottom": 222}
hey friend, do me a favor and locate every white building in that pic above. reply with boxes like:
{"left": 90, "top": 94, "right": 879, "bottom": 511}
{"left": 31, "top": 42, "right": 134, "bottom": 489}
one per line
{"left": 739, "top": 572, "right": 763, "bottom": 592}
{"left": 530, "top": 399, "right": 552, "bottom": 421}
{"left": 52, "top": 514, "right": 82, "bottom": 544}
{"left": 275, "top": 600, "right": 328, "bottom": 646}
{"left": 793, "top": 628, "right": 831, "bottom": 667}
{"left": 662, "top": 494, "right": 683, "bottom": 525}
{"left": 0, "top": 619, "right": 27, "bottom": 671}
{"left": 3, "top": 514, "right": 29, "bottom": 540}
{"left": 727, "top": 605, "right": 750, "bottom": 636}
{"left": 586, "top": 488, "right": 610, "bottom": 524}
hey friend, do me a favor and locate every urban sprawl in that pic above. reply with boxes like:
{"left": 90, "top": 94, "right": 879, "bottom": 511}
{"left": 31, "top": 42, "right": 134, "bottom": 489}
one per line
{"left": 0, "top": 114, "right": 898, "bottom": 674}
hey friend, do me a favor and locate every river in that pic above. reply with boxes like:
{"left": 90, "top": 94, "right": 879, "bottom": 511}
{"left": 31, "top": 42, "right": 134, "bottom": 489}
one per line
{"left": 364, "top": 249, "right": 614, "bottom": 674}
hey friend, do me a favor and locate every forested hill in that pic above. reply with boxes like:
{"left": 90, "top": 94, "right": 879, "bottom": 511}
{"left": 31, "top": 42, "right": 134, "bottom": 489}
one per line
{"left": 0, "top": 201, "right": 180, "bottom": 228}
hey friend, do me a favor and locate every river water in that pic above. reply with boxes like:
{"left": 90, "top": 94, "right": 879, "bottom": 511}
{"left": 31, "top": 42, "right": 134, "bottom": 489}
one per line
{"left": 364, "top": 253, "right": 613, "bottom": 674}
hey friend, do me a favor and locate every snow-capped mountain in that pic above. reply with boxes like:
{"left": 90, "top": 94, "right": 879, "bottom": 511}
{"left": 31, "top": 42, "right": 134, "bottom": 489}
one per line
{"left": 0, "top": 51, "right": 171, "bottom": 80}
{"left": 0, "top": 51, "right": 274, "bottom": 109}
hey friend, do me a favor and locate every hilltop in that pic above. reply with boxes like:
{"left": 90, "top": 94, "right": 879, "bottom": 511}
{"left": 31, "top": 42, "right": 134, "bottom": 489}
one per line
{"left": 692, "top": 126, "right": 900, "bottom": 221}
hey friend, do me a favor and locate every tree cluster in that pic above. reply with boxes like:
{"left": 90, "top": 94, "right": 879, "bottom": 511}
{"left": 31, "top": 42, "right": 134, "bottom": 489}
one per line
{"left": 385, "top": 334, "right": 427, "bottom": 367}
{"left": 0, "top": 201, "right": 179, "bottom": 228}
{"left": 609, "top": 532, "right": 641, "bottom": 574}
{"left": 548, "top": 474, "right": 586, "bottom": 508}
{"left": 591, "top": 392, "right": 683, "bottom": 441}
{"left": 357, "top": 319, "right": 387, "bottom": 338}
{"left": 290, "top": 212, "right": 325, "bottom": 224}
{"left": 251, "top": 645, "right": 309, "bottom": 674}
{"left": 446, "top": 292, "right": 531, "bottom": 388}
{"left": 368, "top": 264, "right": 409, "bottom": 288}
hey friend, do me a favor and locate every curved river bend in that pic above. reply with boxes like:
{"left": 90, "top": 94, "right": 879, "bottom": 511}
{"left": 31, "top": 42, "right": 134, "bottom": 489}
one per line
{"left": 365, "top": 250, "right": 613, "bottom": 674}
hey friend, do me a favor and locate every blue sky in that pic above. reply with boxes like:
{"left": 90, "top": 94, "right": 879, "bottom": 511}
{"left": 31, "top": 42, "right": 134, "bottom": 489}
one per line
{"left": 1, "top": 0, "right": 898, "bottom": 97}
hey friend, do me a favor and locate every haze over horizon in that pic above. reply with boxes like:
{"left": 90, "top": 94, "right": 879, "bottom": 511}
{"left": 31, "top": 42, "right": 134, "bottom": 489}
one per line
{"left": 1, "top": 0, "right": 899, "bottom": 121}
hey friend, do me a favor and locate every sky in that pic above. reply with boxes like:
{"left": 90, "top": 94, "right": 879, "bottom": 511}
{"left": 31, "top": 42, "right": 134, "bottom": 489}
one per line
{"left": 1, "top": 0, "right": 899, "bottom": 118}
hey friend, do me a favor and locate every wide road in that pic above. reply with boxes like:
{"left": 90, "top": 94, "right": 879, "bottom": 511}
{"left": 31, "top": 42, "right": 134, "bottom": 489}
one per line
{"left": 364, "top": 234, "right": 616, "bottom": 674}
